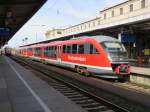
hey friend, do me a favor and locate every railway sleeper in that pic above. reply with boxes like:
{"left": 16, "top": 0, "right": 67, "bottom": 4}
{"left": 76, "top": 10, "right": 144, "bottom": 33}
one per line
{"left": 76, "top": 100, "right": 98, "bottom": 105}
{"left": 50, "top": 84, "right": 68, "bottom": 88}
{"left": 80, "top": 103, "right": 101, "bottom": 108}
{"left": 62, "top": 92, "right": 80, "bottom": 96}
{"left": 84, "top": 105, "right": 107, "bottom": 111}
{"left": 71, "top": 97, "right": 91, "bottom": 101}
{"left": 58, "top": 90, "right": 77, "bottom": 93}
{"left": 75, "top": 99, "right": 94, "bottom": 104}
{"left": 54, "top": 86, "right": 72, "bottom": 90}
{"left": 68, "top": 94, "right": 84, "bottom": 98}
{"left": 56, "top": 88, "right": 75, "bottom": 91}
{"left": 70, "top": 96, "right": 89, "bottom": 100}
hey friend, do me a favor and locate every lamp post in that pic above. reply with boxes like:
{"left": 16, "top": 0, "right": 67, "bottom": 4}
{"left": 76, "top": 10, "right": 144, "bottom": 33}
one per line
{"left": 30, "top": 25, "right": 46, "bottom": 44}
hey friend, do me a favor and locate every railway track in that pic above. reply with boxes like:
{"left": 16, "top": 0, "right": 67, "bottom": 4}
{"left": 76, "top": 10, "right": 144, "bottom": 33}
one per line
{"left": 113, "top": 82, "right": 150, "bottom": 95}
{"left": 10, "top": 56, "right": 129, "bottom": 112}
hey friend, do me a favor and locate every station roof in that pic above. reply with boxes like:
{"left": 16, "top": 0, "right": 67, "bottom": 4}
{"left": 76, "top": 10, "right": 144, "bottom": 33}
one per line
{"left": 0, "top": 0, "right": 47, "bottom": 47}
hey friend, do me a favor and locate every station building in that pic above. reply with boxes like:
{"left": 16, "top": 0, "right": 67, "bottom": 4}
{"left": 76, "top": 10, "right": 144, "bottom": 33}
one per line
{"left": 45, "top": 0, "right": 150, "bottom": 66}
{"left": 45, "top": 29, "right": 64, "bottom": 39}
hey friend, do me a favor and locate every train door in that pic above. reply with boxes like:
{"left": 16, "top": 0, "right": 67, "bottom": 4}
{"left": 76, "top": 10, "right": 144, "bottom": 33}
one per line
{"left": 57, "top": 45, "right": 62, "bottom": 63}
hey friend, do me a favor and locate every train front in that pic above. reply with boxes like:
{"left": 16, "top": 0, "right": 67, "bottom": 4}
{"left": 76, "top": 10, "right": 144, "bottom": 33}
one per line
{"left": 101, "top": 41, "right": 130, "bottom": 78}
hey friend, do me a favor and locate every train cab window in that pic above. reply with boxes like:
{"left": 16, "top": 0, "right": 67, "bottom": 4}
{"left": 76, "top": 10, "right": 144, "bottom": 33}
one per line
{"left": 66, "top": 45, "right": 71, "bottom": 54}
{"left": 72, "top": 44, "right": 77, "bottom": 54}
{"left": 78, "top": 44, "right": 84, "bottom": 54}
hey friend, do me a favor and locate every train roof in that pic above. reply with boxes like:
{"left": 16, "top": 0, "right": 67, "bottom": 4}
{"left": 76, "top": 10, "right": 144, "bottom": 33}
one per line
{"left": 19, "top": 35, "right": 120, "bottom": 49}
{"left": 69, "top": 35, "right": 119, "bottom": 43}
{"left": 84, "top": 35, "right": 120, "bottom": 43}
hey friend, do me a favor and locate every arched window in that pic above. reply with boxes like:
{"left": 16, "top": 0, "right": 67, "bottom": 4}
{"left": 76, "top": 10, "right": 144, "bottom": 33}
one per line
{"left": 141, "top": 0, "right": 145, "bottom": 8}
{"left": 130, "top": 4, "right": 133, "bottom": 12}
{"left": 120, "top": 8, "right": 123, "bottom": 15}
{"left": 104, "top": 13, "right": 106, "bottom": 19}
{"left": 112, "top": 11, "right": 114, "bottom": 17}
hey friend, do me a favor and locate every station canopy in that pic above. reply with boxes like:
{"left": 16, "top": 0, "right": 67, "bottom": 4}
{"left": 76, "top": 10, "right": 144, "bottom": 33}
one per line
{"left": 0, "top": 0, "right": 47, "bottom": 47}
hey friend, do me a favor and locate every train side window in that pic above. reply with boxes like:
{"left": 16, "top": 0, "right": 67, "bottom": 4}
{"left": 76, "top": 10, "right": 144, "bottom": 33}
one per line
{"left": 34, "top": 48, "right": 36, "bottom": 56}
{"left": 84, "top": 43, "right": 91, "bottom": 54}
{"left": 72, "top": 44, "right": 77, "bottom": 54}
{"left": 93, "top": 47, "right": 99, "bottom": 54}
{"left": 34, "top": 48, "right": 41, "bottom": 56}
{"left": 90, "top": 44, "right": 93, "bottom": 54}
{"left": 27, "top": 48, "right": 32, "bottom": 52}
{"left": 53, "top": 46, "right": 57, "bottom": 58}
{"left": 44, "top": 48, "right": 46, "bottom": 56}
{"left": 90, "top": 44, "right": 99, "bottom": 54}
{"left": 63, "top": 45, "right": 66, "bottom": 53}
{"left": 66, "top": 45, "right": 71, "bottom": 54}
{"left": 78, "top": 44, "right": 84, "bottom": 54}
{"left": 49, "top": 46, "right": 52, "bottom": 57}
{"left": 49, "top": 46, "right": 56, "bottom": 58}
{"left": 44, "top": 47, "right": 49, "bottom": 57}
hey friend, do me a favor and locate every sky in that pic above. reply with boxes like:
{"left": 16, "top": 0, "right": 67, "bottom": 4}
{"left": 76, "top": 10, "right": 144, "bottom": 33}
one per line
{"left": 8, "top": 0, "right": 126, "bottom": 48}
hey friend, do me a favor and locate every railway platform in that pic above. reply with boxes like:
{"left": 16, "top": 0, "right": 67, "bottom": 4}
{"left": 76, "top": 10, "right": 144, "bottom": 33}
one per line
{"left": 0, "top": 56, "right": 86, "bottom": 112}
{"left": 130, "top": 66, "right": 150, "bottom": 86}
{"left": 131, "top": 66, "right": 150, "bottom": 76}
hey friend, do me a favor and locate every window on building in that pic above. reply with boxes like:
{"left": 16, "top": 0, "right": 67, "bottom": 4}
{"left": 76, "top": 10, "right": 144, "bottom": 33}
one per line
{"left": 141, "top": 0, "right": 145, "bottom": 8}
{"left": 112, "top": 11, "right": 114, "bottom": 17}
{"left": 130, "top": 4, "right": 133, "bottom": 12}
{"left": 93, "top": 22, "right": 95, "bottom": 27}
{"left": 57, "top": 31, "right": 62, "bottom": 34}
{"left": 72, "top": 44, "right": 78, "bottom": 54}
{"left": 104, "top": 13, "right": 106, "bottom": 19}
{"left": 120, "top": 8, "right": 123, "bottom": 15}
{"left": 88, "top": 23, "right": 90, "bottom": 28}
{"left": 98, "top": 20, "right": 100, "bottom": 25}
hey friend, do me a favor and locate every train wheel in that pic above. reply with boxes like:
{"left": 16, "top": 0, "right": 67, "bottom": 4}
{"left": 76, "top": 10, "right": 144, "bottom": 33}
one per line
{"left": 76, "top": 66, "right": 90, "bottom": 77}
{"left": 83, "top": 70, "right": 90, "bottom": 77}
{"left": 76, "top": 67, "right": 82, "bottom": 74}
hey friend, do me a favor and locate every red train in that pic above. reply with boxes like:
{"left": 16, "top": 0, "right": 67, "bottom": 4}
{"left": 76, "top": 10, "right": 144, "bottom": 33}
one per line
{"left": 4, "top": 47, "right": 12, "bottom": 56}
{"left": 18, "top": 35, "right": 130, "bottom": 79}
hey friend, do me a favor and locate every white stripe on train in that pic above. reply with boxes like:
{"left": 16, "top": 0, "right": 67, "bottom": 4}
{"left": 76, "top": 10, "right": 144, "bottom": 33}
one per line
{"left": 27, "top": 56, "right": 112, "bottom": 71}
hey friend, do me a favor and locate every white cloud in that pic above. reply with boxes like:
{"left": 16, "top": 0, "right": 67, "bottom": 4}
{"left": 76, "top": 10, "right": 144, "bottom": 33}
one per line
{"left": 54, "top": 0, "right": 95, "bottom": 19}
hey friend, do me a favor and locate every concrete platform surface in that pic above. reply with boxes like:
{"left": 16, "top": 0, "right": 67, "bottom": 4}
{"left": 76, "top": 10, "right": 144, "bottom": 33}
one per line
{"left": 0, "top": 56, "right": 86, "bottom": 112}
{"left": 131, "top": 66, "right": 150, "bottom": 76}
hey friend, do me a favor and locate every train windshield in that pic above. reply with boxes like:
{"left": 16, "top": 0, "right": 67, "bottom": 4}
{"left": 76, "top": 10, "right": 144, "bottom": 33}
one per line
{"left": 101, "top": 41, "right": 128, "bottom": 62}
{"left": 103, "top": 42, "right": 126, "bottom": 52}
